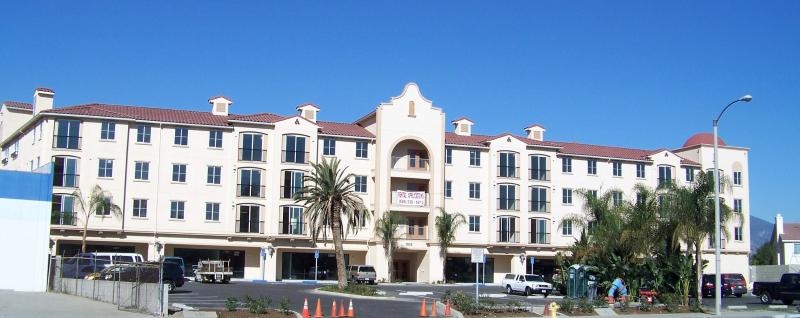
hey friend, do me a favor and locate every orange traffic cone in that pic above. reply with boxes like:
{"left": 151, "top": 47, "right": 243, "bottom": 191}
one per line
{"left": 419, "top": 299, "right": 428, "bottom": 317}
{"left": 301, "top": 298, "right": 310, "bottom": 318}
{"left": 543, "top": 301, "right": 551, "bottom": 316}
{"left": 444, "top": 299, "right": 451, "bottom": 317}
{"left": 331, "top": 299, "right": 338, "bottom": 317}
{"left": 347, "top": 299, "right": 355, "bottom": 317}
{"left": 339, "top": 299, "right": 345, "bottom": 317}
{"left": 314, "top": 298, "right": 324, "bottom": 318}
{"left": 431, "top": 300, "right": 438, "bottom": 317}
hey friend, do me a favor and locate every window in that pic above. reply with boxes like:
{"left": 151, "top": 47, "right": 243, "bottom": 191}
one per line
{"left": 354, "top": 175, "right": 367, "bottom": 193}
{"left": 207, "top": 166, "right": 221, "bottom": 184}
{"left": 356, "top": 141, "right": 368, "bottom": 159}
{"left": 469, "top": 215, "right": 480, "bottom": 232}
{"left": 240, "top": 133, "right": 265, "bottom": 161}
{"left": 209, "top": 129, "right": 223, "bottom": 148}
{"left": 444, "top": 181, "right": 452, "bottom": 198}
{"left": 734, "top": 226, "right": 743, "bottom": 241}
{"left": 562, "top": 157, "right": 572, "bottom": 173}
{"left": 498, "top": 184, "right": 518, "bottom": 210}
{"left": 562, "top": 220, "right": 573, "bottom": 236}
{"left": 497, "top": 216, "right": 518, "bottom": 243}
{"left": 281, "top": 170, "right": 304, "bottom": 199}
{"left": 98, "top": 159, "right": 113, "bottom": 178}
{"left": 498, "top": 152, "right": 518, "bottom": 178}
{"left": 530, "top": 218, "right": 549, "bottom": 244}
{"left": 469, "top": 150, "right": 481, "bottom": 167}
{"left": 237, "top": 204, "right": 262, "bottom": 233}
{"left": 95, "top": 197, "right": 112, "bottom": 216}
{"left": 587, "top": 159, "right": 597, "bottom": 175}
{"left": 53, "top": 157, "right": 79, "bottom": 187}
{"left": 172, "top": 164, "right": 187, "bottom": 182}
{"left": 686, "top": 167, "right": 695, "bottom": 182}
{"left": 562, "top": 188, "right": 573, "bottom": 204}
{"left": 239, "top": 169, "right": 264, "bottom": 197}
{"left": 170, "top": 201, "right": 185, "bottom": 220}
{"left": 794, "top": 243, "right": 800, "bottom": 254}
{"left": 636, "top": 163, "right": 646, "bottom": 178}
{"left": 133, "top": 199, "right": 147, "bottom": 218}
{"left": 206, "top": 202, "right": 220, "bottom": 221}
{"left": 51, "top": 194, "right": 76, "bottom": 225}
{"left": 469, "top": 182, "right": 481, "bottom": 199}
{"left": 284, "top": 135, "right": 307, "bottom": 163}
{"left": 134, "top": 161, "right": 149, "bottom": 181}
{"left": 323, "top": 138, "right": 336, "bottom": 156}
{"left": 733, "top": 171, "right": 742, "bottom": 185}
{"left": 612, "top": 161, "right": 622, "bottom": 176}
{"left": 445, "top": 147, "right": 453, "bottom": 164}
{"left": 658, "top": 165, "right": 673, "bottom": 186}
{"left": 612, "top": 191, "right": 623, "bottom": 207}
{"left": 174, "top": 127, "right": 188, "bottom": 145}
{"left": 54, "top": 119, "right": 81, "bottom": 149}
{"left": 100, "top": 121, "right": 116, "bottom": 140}
{"left": 733, "top": 199, "right": 742, "bottom": 213}
{"left": 530, "top": 187, "right": 549, "bottom": 212}
{"left": 281, "top": 206, "right": 305, "bottom": 235}
{"left": 136, "top": 124, "right": 151, "bottom": 143}
{"left": 587, "top": 190, "right": 598, "bottom": 200}
{"left": 636, "top": 192, "right": 646, "bottom": 205}
{"left": 530, "top": 155, "right": 549, "bottom": 181}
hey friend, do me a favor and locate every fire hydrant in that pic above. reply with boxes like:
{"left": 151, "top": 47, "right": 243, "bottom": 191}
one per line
{"left": 549, "top": 301, "right": 560, "bottom": 318}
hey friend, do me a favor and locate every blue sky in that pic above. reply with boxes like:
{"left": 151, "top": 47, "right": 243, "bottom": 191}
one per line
{"left": 2, "top": 1, "right": 797, "bottom": 222}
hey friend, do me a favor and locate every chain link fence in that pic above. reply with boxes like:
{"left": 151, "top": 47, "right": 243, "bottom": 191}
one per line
{"left": 48, "top": 255, "right": 168, "bottom": 316}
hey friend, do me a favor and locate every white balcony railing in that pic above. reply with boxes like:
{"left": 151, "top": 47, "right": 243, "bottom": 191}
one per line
{"left": 391, "top": 156, "right": 430, "bottom": 171}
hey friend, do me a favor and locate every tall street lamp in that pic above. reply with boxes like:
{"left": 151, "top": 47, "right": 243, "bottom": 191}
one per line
{"left": 713, "top": 94, "right": 752, "bottom": 315}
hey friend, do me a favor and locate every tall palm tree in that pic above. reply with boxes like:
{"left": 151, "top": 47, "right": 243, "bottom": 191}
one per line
{"left": 375, "top": 210, "right": 406, "bottom": 282}
{"left": 434, "top": 208, "right": 465, "bottom": 282}
{"left": 72, "top": 185, "right": 121, "bottom": 253}
{"left": 295, "top": 158, "right": 369, "bottom": 289}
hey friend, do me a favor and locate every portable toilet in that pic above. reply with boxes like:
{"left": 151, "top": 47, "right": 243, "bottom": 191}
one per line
{"left": 567, "top": 264, "right": 588, "bottom": 298}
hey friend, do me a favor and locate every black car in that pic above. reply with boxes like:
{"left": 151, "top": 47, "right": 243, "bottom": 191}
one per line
{"left": 97, "top": 262, "right": 185, "bottom": 292}
{"left": 60, "top": 257, "right": 108, "bottom": 279}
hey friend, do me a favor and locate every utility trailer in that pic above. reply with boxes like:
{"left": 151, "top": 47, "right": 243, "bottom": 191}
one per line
{"left": 194, "top": 260, "right": 233, "bottom": 283}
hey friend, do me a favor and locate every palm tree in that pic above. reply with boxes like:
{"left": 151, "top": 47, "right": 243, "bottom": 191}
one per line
{"left": 434, "top": 208, "right": 465, "bottom": 282}
{"left": 72, "top": 185, "right": 121, "bottom": 253}
{"left": 295, "top": 158, "right": 369, "bottom": 289}
{"left": 375, "top": 210, "right": 406, "bottom": 282}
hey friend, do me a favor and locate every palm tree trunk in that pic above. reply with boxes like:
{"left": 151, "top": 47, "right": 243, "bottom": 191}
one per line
{"left": 695, "top": 242, "right": 703, "bottom": 306}
{"left": 331, "top": 210, "right": 348, "bottom": 289}
{"left": 81, "top": 220, "right": 89, "bottom": 253}
{"left": 387, "top": 242, "right": 394, "bottom": 283}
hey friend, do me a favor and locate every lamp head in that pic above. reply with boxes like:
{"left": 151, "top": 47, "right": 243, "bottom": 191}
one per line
{"left": 739, "top": 95, "right": 753, "bottom": 102}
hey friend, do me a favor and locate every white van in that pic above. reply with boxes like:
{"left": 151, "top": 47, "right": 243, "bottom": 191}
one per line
{"left": 75, "top": 252, "right": 144, "bottom": 268}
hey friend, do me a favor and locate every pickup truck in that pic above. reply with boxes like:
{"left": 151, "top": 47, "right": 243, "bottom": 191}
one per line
{"left": 501, "top": 273, "right": 553, "bottom": 297}
{"left": 752, "top": 273, "right": 800, "bottom": 305}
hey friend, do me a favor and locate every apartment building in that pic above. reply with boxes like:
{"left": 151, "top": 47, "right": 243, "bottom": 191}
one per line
{"left": 0, "top": 84, "right": 751, "bottom": 283}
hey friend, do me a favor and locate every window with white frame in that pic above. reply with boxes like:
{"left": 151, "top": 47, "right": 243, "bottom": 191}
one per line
{"left": 530, "top": 155, "right": 550, "bottom": 181}
{"left": 734, "top": 226, "right": 743, "bottom": 241}
{"left": 497, "top": 216, "right": 518, "bottom": 243}
{"left": 206, "top": 202, "right": 220, "bottom": 221}
{"left": 612, "top": 161, "right": 622, "bottom": 177}
{"left": 354, "top": 175, "right": 367, "bottom": 193}
{"left": 100, "top": 121, "right": 116, "bottom": 140}
{"left": 562, "top": 188, "right": 573, "bottom": 204}
{"left": 172, "top": 164, "right": 187, "bottom": 182}
{"left": 530, "top": 218, "right": 549, "bottom": 244}
{"left": 612, "top": 191, "right": 623, "bottom": 207}
{"left": 445, "top": 147, "right": 453, "bottom": 164}
{"left": 281, "top": 170, "right": 304, "bottom": 199}
{"left": 170, "top": 201, "right": 185, "bottom": 219}
{"left": 636, "top": 192, "right": 645, "bottom": 205}
{"left": 562, "top": 220, "right": 573, "bottom": 236}
{"left": 498, "top": 152, "right": 518, "bottom": 178}
{"left": 685, "top": 167, "right": 695, "bottom": 182}
{"left": 51, "top": 194, "right": 76, "bottom": 225}
{"left": 658, "top": 165, "right": 673, "bottom": 186}
{"left": 53, "top": 156, "right": 79, "bottom": 187}
{"left": 237, "top": 204, "right": 262, "bottom": 233}
{"left": 498, "top": 184, "right": 518, "bottom": 210}
{"left": 587, "top": 190, "right": 598, "bottom": 200}
{"left": 469, "top": 150, "right": 481, "bottom": 167}
{"left": 239, "top": 168, "right": 264, "bottom": 198}
{"left": 733, "top": 171, "right": 742, "bottom": 185}
{"left": 530, "top": 186, "right": 549, "bottom": 212}
{"left": 794, "top": 243, "right": 800, "bottom": 254}
{"left": 281, "top": 206, "right": 305, "bottom": 235}
{"left": 469, "top": 182, "right": 481, "bottom": 199}
{"left": 174, "top": 127, "right": 188, "bottom": 146}
{"left": 444, "top": 181, "right": 452, "bottom": 198}
{"left": 323, "top": 138, "right": 336, "bottom": 156}
{"left": 209, "top": 129, "right": 223, "bottom": 148}
{"left": 469, "top": 215, "right": 480, "bottom": 232}
{"left": 587, "top": 159, "right": 597, "bottom": 175}
{"left": 562, "top": 157, "right": 572, "bottom": 173}
{"left": 98, "top": 159, "right": 113, "bottom": 178}
{"left": 283, "top": 135, "right": 307, "bottom": 163}
{"left": 733, "top": 199, "right": 742, "bottom": 213}
{"left": 136, "top": 124, "right": 151, "bottom": 143}
{"left": 636, "top": 163, "right": 645, "bottom": 178}
{"left": 133, "top": 199, "right": 147, "bottom": 218}
{"left": 55, "top": 119, "right": 81, "bottom": 149}
{"left": 134, "top": 161, "right": 149, "bottom": 181}
{"left": 356, "top": 141, "right": 368, "bottom": 159}
{"left": 240, "top": 133, "right": 265, "bottom": 162}
{"left": 207, "top": 166, "right": 221, "bottom": 184}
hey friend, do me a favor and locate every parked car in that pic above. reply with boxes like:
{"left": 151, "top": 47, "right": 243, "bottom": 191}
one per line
{"left": 61, "top": 259, "right": 106, "bottom": 279}
{"left": 163, "top": 256, "right": 186, "bottom": 276}
{"left": 753, "top": 273, "right": 800, "bottom": 305}
{"left": 501, "top": 273, "right": 553, "bottom": 297}
{"left": 307, "top": 266, "right": 328, "bottom": 280}
{"left": 347, "top": 265, "right": 376, "bottom": 284}
{"left": 94, "top": 262, "right": 185, "bottom": 292}
{"left": 701, "top": 273, "right": 747, "bottom": 298}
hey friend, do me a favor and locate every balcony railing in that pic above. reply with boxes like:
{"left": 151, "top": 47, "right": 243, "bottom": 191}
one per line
{"left": 53, "top": 174, "right": 80, "bottom": 188}
{"left": 53, "top": 135, "right": 82, "bottom": 150}
{"left": 282, "top": 150, "right": 309, "bottom": 164}
{"left": 279, "top": 221, "right": 307, "bottom": 235}
{"left": 396, "top": 225, "right": 428, "bottom": 240}
{"left": 237, "top": 184, "right": 266, "bottom": 198}
{"left": 391, "top": 191, "right": 429, "bottom": 207}
{"left": 529, "top": 232, "right": 550, "bottom": 244}
{"left": 280, "top": 186, "right": 303, "bottom": 199}
{"left": 497, "top": 231, "right": 520, "bottom": 243}
{"left": 657, "top": 178, "right": 674, "bottom": 187}
{"left": 238, "top": 147, "right": 267, "bottom": 162}
{"left": 529, "top": 200, "right": 550, "bottom": 213}
{"left": 529, "top": 168, "right": 551, "bottom": 181}
{"left": 497, "top": 166, "right": 520, "bottom": 178}
{"left": 391, "top": 156, "right": 430, "bottom": 171}
{"left": 51, "top": 212, "right": 76, "bottom": 226}
{"left": 235, "top": 220, "right": 264, "bottom": 234}
{"left": 497, "top": 199, "right": 520, "bottom": 211}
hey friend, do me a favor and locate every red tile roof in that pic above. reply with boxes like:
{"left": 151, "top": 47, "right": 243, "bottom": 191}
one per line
{"left": 451, "top": 116, "right": 474, "bottom": 123}
{"left": 683, "top": 132, "right": 726, "bottom": 147}
{"left": 36, "top": 87, "right": 55, "bottom": 94}
{"left": 42, "top": 103, "right": 234, "bottom": 127}
{"left": 231, "top": 112, "right": 285, "bottom": 123}
{"left": 318, "top": 121, "right": 374, "bottom": 138}
{"left": 557, "top": 141, "right": 654, "bottom": 161}
{"left": 208, "top": 95, "right": 232, "bottom": 102}
{"left": 783, "top": 223, "right": 800, "bottom": 241}
{"left": 445, "top": 132, "right": 491, "bottom": 147}
{"left": 525, "top": 123, "right": 545, "bottom": 130}
{"left": 3, "top": 101, "right": 33, "bottom": 110}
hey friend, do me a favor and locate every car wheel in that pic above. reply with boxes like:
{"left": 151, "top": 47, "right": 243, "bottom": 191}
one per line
{"left": 543, "top": 291, "right": 549, "bottom": 298}
{"left": 164, "top": 280, "right": 175, "bottom": 293}
{"left": 524, "top": 287, "right": 531, "bottom": 297}
{"left": 760, "top": 292, "right": 772, "bottom": 304}
{"left": 506, "top": 285, "right": 513, "bottom": 294}
{"left": 734, "top": 293, "right": 742, "bottom": 298}
{"left": 781, "top": 298, "right": 794, "bottom": 305}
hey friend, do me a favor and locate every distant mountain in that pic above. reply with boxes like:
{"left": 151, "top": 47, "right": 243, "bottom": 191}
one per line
{"left": 750, "top": 215, "right": 773, "bottom": 253}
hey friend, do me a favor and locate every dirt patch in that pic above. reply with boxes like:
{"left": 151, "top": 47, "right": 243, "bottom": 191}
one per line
{"left": 614, "top": 306, "right": 697, "bottom": 315}
{"left": 464, "top": 309, "right": 540, "bottom": 317}
{"left": 217, "top": 309, "right": 294, "bottom": 317}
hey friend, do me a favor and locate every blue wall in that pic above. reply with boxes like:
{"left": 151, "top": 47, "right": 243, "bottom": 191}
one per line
{"left": 0, "top": 166, "right": 53, "bottom": 201}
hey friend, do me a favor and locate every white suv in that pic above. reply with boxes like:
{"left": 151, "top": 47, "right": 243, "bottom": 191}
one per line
{"left": 501, "top": 274, "right": 553, "bottom": 297}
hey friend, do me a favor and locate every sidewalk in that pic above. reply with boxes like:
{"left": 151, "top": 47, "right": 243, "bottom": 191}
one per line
{"left": 0, "top": 290, "right": 153, "bottom": 318}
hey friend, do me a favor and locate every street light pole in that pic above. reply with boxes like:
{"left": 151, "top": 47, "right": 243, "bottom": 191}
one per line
{"left": 713, "top": 94, "right": 751, "bottom": 315}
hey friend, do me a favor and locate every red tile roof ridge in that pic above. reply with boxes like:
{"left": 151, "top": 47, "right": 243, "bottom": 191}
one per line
{"left": 451, "top": 116, "right": 474, "bottom": 123}
{"left": 783, "top": 223, "right": 800, "bottom": 241}
{"left": 3, "top": 100, "right": 33, "bottom": 110}
{"left": 36, "top": 87, "right": 55, "bottom": 93}
{"left": 208, "top": 95, "right": 232, "bottom": 102}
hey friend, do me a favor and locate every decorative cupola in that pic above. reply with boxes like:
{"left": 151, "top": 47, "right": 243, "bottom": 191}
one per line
{"left": 451, "top": 117, "right": 474, "bottom": 136}
{"left": 524, "top": 124, "right": 546, "bottom": 141}
{"left": 297, "top": 103, "right": 320, "bottom": 123}
{"left": 33, "top": 87, "right": 55, "bottom": 115}
{"left": 208, "top": 95, "right": 232, "bottom": 116}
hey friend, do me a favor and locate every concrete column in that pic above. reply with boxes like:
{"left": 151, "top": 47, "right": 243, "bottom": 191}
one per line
{"left": 426, "top": 246, "right": 443, "bottom": 283}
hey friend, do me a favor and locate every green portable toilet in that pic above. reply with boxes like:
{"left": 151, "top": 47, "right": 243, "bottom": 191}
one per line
{"left": 567, "top": 264, "right": 589, "bottom": 298}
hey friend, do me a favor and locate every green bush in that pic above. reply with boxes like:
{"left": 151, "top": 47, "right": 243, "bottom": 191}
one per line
{"left": 593, "top": 298, "right": 608, "bottom": 308}
{"left": 244, "top": 295, "right": 272, "bottom": 314}
{"left": 279, "top": 297, "right": 292, "bottom": 315}
{"left": 689, "top": 298, "right": 704, "bottom": 313}
{"left": 479, "top": 297, "right": 497, "bottom": 309}
{"left": 319, "top": 284, "right": 379, "bottom": 296}
{"left": 638, "top": 300, "right": 653, "bottom": 312}
{"left": 577, "top": 297, "right": 594, "bottom": 313}
{"left": 225, "top": 297, "right": 238, "bottom": 311}
{"left": 442, "top": 290, "right": 478, "bottom": 314}
{"left": 657, "top": 293, "right": 679, "bottom": 312}
{"left": 558, "top": 298, "right": 575, "bottom": 314}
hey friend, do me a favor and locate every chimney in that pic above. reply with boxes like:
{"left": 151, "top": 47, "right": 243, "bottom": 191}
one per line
{"left": 776, "top": 213, "right": 784, "bottom": 241}
{"left": 208, "top": 95, "right": 232, "bottom": 116}
{"left": 524, "top": 124, "right": 546, "bottom": 141}
{"left": 297, "top": 103, "right": 320, "bottom": 123}
{"left": 33, "top": 87, "right": 55, "bottom": 115}
{"left": 451, "top": 117, "right": 474, "bottom": 136}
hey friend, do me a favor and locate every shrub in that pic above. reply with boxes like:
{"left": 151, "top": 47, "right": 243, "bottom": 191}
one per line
{"left": 479, "top": 297, "right": 497, "bottom": 309}
{"left": 577, "top": 297, "right": 594, "bottom": 313}
{"left": 279, "top": 297, "right": 292, "bottom": 315}
{"left": 319, "top": 284, "right": 378, "bottom": 296}
{"left": 638, "top": 300, "right": 653, "bottom": 312}
{"left": 558, "top": 298, "right": 575, "bottom": 314}
{"left": 657, "top": 293, "right": 679, "bottom": 312}
{"left": 593, "top": 298, "right": 608, "bottom": 308}
{"left": 225, "top": 297, "right": 238, "bottom": 311}
{"left": 244, "top": 295, "right": 272, "bottom": 314}
{"left": 442, "top": 290, "right": 478, "bottom": 314}
{"left": 689, "top": 298, "right": 704, "bottom": 313}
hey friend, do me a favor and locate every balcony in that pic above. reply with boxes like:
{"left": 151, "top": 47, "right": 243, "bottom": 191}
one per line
{"left": 497, "top": 231, "right": 520, "bottom": 243}
{"left": 235, "top": 220, "right": 264, "bottom": 234}
{"left": 51, "top": 212, "right": 76, "bottom": 226}
{"left": 53, "top": 174, "right": 80, "bottom": 188}
{"left": 282, "top": 150, "right": 309, "bottom": 164}
{"left": 529, "top": 200, "right": 550, "bottom": 213}
{"left": 497, "top": 199, "right": 520, "bottom": 211}
{"left": 396, "top": 225, "right": 428, "bottom": 240}
{"left": 529, "top": 168, "right": 551, "bottom": 181}
{"left": 279, "top": 221, "right": 307, "bottom": 236}
{"left": 391, "top": 191, "right": 430, "bottom": 212}
{"left": 237, "top": 184, "right": 266, "bottom": 198}
{"left": 497, "top": 166, "right": 520, "bottom": 179}
{"left": 529, "top": 232, "right": 550, "bottom": 244}
{"left": 53, "top": 135, "right": 82, "bottom": 150}
{"left": 238, "top": 147, "right": 267, "bottom": 162}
